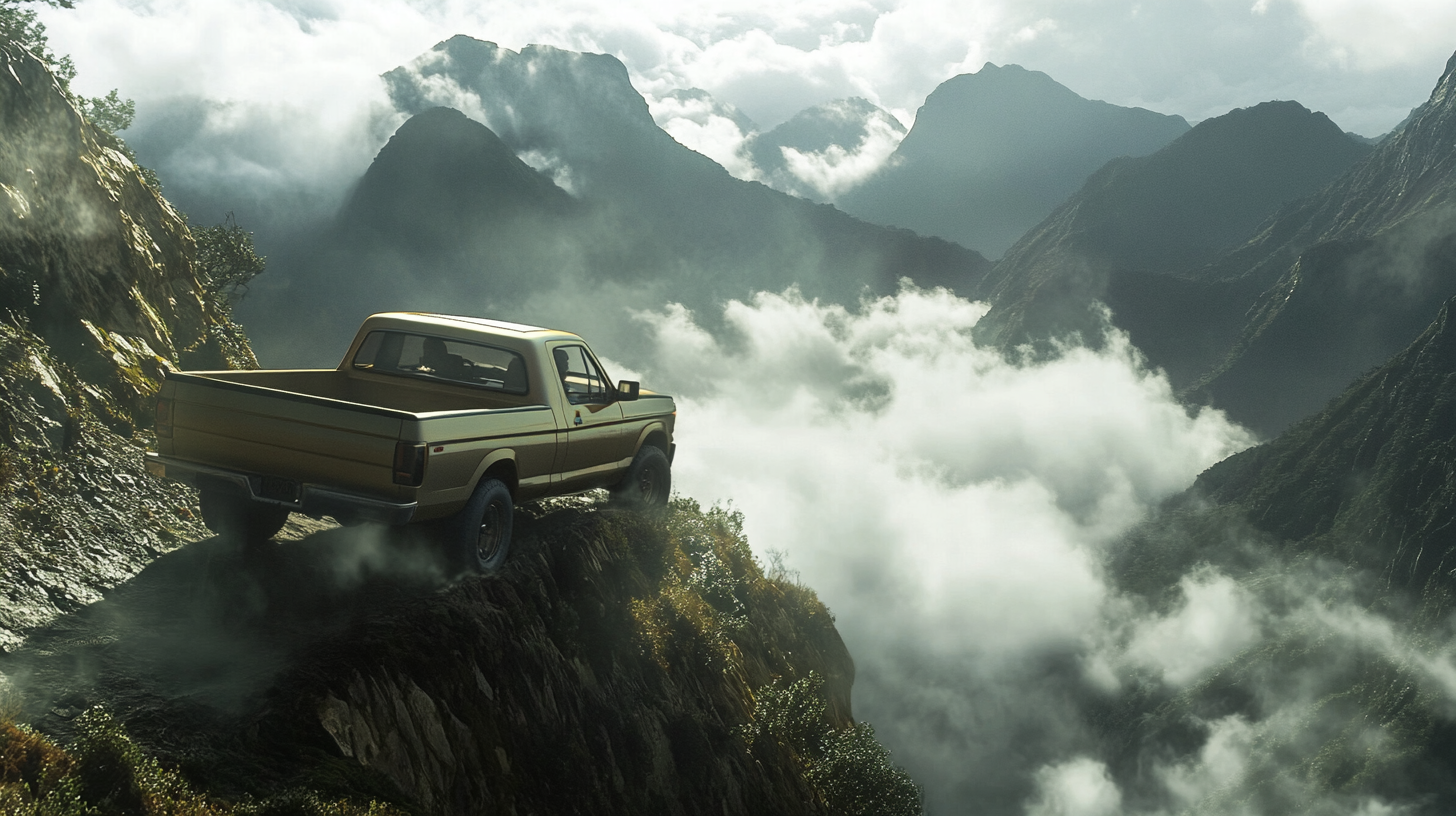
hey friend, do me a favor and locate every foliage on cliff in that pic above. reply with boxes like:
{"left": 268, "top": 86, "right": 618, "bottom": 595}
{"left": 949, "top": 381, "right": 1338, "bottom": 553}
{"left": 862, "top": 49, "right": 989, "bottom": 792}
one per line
{"left": 4, "top": 496, "right": 919, "bottom": 815}
{"left": 0, "top": 709, "right": 402, "bottom": 815}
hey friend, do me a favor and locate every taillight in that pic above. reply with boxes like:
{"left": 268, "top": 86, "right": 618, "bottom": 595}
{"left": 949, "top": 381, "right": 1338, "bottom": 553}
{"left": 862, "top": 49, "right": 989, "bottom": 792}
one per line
{"left": 156, "top": 397, "right": 173, "bottom": 438}
{"left": 393, "top": 442, "right": 427, "bottom": 486}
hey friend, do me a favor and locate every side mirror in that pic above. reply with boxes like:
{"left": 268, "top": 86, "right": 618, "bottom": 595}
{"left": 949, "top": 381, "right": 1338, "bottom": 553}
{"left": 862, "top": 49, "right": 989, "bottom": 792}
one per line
{"left": 616, "top": 380, "right": 640, "bottom": 401}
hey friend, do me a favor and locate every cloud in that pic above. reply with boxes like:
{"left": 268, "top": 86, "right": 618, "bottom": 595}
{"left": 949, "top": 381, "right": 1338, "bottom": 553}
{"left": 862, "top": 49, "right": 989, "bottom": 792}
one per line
{"left": 1124, "top": 566, "right": 1265, "bottom": 686}
{"left": 41, "top": 0, "right": 1448, "bottom": 169}
{"left": 778, "top": 106, "right": 904, "bottom": 199}
{"left": 1286, "top": 0, "right": 1456, "bottom": 72}
{"left": 633, "top": 285, "right": 1254, "bottom": 812}
{"left": 646, "top": 90, "right": 762, "bottom": 179}
{"left": 1024, "top": 757, "right": 1122, "bottom": 816}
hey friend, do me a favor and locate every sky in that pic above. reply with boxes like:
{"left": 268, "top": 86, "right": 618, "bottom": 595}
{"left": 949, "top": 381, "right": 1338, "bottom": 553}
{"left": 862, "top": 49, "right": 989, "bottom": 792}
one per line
{"left": 27, "top": 2, "right": 1456, "bottom": 813}
{"left": 40, "top": 0, "right": 1456, "bottom": 145}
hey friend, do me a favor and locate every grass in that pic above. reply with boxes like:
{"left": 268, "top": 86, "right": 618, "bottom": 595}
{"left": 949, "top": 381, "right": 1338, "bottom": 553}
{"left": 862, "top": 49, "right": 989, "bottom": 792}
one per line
{"left": 0, "top": 710, "right": 405, "bottom": 816}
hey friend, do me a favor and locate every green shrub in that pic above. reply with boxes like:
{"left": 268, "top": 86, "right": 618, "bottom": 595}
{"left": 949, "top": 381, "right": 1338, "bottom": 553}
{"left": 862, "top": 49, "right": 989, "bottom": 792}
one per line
{"left": 0, "top": 711, "right": 402, "bottom": 815}
{"left": 745, "top": 673, "right": 922, "bottom": 816}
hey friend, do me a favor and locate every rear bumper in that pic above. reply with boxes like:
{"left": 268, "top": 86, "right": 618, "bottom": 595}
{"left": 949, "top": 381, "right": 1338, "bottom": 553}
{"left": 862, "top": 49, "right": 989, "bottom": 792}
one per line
{"left": 145, "top": 453, "right": 417, "bottom": 525}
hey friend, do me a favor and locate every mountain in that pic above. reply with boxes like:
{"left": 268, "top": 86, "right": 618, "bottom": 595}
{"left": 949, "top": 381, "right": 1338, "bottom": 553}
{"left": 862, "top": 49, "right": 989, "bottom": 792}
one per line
{"left": 240, "top": 38, "right": 988, "bottom": 367}
{"left": 837, "top": 63, "right": 1190, "bottom": 258}
{"left": 0, "top": 40, "right": 251, "bottom": 654}
{"left": 1183, "top": 51, "right": 1456, "bottom": 434}
{"left": 745, "top": 97, "right": 907, "bottom": 201}
{"left": 973, "top": 100, "right": 1373, "bottom": 387}
{"left": 1072, "top": 297, "right": 1456, "bottom": 813}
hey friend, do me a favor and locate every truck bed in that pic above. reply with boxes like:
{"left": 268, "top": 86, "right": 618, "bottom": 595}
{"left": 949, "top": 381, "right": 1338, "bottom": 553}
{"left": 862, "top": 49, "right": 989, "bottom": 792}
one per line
{"left": 198, "top": 369, "right": 532, "bottom": 414}
{"left": 161, "top": 369, "right": 553, "bottom": 504}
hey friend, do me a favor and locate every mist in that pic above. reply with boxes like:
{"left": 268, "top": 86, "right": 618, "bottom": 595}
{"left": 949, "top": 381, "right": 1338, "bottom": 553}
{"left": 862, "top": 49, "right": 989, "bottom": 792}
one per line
{"left": 613, "top": 285, "right": 1248, "bottom": 813}
{"left": 621, "top": 284, "right": 1456, "bottom": 814}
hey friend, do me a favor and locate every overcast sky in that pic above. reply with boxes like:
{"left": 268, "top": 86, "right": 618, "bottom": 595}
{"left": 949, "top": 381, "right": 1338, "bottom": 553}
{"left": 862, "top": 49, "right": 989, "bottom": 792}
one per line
{"left": 41, "top": 0, "right": 1456, "bottom": 143}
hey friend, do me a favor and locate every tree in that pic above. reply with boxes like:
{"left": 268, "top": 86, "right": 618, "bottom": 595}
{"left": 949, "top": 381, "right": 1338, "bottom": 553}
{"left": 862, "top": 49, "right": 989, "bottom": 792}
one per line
{"left": 192, "top": 213, "right": 268, "bottom": 310}
{"left": 0, "top": 0, "right": 76, "bottom": 86}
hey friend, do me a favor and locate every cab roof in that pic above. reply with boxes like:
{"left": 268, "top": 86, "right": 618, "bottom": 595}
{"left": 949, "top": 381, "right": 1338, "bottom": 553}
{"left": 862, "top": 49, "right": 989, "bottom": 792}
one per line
{"left": 365, "top": 312, "right": 583, "bottom": 339}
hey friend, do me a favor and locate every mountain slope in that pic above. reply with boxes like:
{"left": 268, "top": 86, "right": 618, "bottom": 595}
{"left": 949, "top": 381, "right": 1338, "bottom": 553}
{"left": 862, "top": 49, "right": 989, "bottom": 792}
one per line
{"left": 1185, "top": 51, "right": 1456, "bottom": 434}
{"left": 0, "top": 41, "right": 253, "bottom": 653}
{"left": 1069, "top": 296, "right": 1456, "bottom": 814}
{"left": 837, "top": 63, "right": 1190, "bottom": 257}
{"left": 973, "top": 100, "right": 1372, "bottom": 386}
{"left": 5, "top": 500, "right": 920, "bottom": 815}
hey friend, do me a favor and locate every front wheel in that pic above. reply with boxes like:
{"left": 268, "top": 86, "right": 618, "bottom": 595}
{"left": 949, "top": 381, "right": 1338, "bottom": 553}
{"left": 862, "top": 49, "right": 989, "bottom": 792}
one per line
{"left": 444, "top": 477, "right": 514, "bottom": 576}
{"left": 609, "top": 445, "right": 671, "bottom": 513}
{"left": 198, "top": 488, "right": 291, "bottom": 544}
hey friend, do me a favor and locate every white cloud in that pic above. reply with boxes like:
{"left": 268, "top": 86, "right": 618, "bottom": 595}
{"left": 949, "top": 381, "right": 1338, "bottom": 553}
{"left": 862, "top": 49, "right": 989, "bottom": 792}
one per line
{"left": 1025, "top": 757, "right": 1123, "bottom": 816}
{"left": 778, "top": 109, "right": 903, "bottom": 199}
{"left": 1285, "top": 0, "right": 1456, "bottom": 71}
{"left": 647, "top": 92, "right": 761, "bottom": 179}
{"left": 40, "top": 0, "right": 1450, "bottom": 157}
{"left": 634, "top": 285, "right": 1253, "bottom": 811}
{"left": 1125, "top": 566, "right": 1265, "bottom": 686}
{"left": 1155, "top": 715, "right": 1256, "bottom": 807}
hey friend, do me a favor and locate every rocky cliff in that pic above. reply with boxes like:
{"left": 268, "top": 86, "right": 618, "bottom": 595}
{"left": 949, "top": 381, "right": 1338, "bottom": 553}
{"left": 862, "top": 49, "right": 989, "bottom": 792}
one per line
{"left": 6, "top": 499, "right": 918, "bottom": 815}
{"left": 0, "top": 40, "right": 253, "bottom": 655}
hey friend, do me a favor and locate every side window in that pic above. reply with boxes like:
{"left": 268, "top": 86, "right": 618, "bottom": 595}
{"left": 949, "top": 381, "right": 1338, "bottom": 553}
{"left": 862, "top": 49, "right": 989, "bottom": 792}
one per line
{"left": 352, "top": 331, "right": 529, "bottom": 395}
{"left": 552, "top": 345, "right": 609, "bottom": 404}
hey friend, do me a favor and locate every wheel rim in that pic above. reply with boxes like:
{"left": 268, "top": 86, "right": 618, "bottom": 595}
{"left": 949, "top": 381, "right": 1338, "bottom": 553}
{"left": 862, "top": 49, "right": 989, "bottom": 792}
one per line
{"left": 637, "top": 467, "right": 658, "bottom": 504}
{"left": 476, "top": 501, "right": 505, "bottom": 564}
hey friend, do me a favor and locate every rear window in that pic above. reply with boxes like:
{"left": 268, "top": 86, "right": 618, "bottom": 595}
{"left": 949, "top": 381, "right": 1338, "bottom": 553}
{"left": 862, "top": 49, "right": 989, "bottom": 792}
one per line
{"left": 352, "top": 331, "right": 529, "bottom": 395}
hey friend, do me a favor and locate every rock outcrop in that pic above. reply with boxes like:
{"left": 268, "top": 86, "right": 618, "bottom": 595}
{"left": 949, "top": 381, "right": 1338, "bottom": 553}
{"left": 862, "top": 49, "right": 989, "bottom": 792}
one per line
{"left": 0, "top": 42, "right": 249, "bottom": 654}
{"left": 5, "top": 500, "right": 901, "bottom": 815}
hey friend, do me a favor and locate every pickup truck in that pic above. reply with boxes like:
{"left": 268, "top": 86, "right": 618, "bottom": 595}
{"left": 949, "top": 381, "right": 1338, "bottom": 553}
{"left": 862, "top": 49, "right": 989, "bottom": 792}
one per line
{"left": 145, "top": 312, "right": 676, "bottom": 573}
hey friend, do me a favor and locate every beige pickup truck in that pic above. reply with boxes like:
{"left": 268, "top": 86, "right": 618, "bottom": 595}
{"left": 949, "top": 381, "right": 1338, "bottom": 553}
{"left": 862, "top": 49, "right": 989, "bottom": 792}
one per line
{"left": 146, "top": 312, "right": 676, "bottom": 573}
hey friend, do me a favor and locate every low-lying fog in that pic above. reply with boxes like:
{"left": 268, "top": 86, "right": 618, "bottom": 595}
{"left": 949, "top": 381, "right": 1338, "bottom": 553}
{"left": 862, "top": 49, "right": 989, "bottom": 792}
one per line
{"left": 609, "top": 285, "right": 1447, "bottom": 816}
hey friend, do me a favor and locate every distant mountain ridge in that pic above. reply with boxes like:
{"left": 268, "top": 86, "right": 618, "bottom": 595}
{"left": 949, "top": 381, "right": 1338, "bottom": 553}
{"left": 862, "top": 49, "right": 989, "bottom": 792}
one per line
{"left": 1186, "top": 50, "right": 1456, "bottom": 434}
{"left": 972, "top": 100, "right": 1374, "bottom": 388}
{"left": 837, "top": 63, "right": 1190, "bottom": 257}
{"left": 239, "top": 37, "right": 989, "bottom": 368}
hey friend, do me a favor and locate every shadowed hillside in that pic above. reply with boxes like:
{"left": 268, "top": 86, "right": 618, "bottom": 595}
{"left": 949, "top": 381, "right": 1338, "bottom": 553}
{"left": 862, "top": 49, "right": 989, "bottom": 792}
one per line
{"left": 974, "top": 100, "right": 1372, "bottom": 388}
{"left": 1076, "top": 297, "right": 1456, "bottom": 813}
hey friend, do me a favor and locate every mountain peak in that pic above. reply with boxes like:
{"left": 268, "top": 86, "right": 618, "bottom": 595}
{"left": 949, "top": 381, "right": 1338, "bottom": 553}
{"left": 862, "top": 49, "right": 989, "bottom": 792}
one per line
{"left": 837, "top": 64, "right": 1188, "bottom": 257}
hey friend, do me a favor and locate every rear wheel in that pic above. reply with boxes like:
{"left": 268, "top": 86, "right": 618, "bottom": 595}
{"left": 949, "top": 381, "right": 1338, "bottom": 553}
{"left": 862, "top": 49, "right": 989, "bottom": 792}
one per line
{"left": 198, "top": 488, "right": 291, "bottom": 543}
{"left": 610, "top": 445, "right": 671, "bottom": 513}
{"left": 445, "top": 477, "right": 513, "bottom": 575}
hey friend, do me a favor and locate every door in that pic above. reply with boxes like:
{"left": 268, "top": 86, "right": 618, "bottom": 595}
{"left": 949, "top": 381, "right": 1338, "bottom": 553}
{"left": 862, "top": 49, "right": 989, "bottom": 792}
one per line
{"left": 548, "top": 343, "right": 626, "bottom": 486}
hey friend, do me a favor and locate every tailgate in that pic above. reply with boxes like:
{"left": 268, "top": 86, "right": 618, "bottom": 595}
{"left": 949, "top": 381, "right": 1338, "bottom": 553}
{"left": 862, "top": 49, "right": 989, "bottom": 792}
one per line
{"left": 163, "top": 373, "right": 408, "bottom": 498}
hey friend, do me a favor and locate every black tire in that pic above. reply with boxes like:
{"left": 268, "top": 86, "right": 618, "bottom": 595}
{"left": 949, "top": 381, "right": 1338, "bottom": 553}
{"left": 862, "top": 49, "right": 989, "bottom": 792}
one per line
{"left": 198, "top": 488, "right": 291, "bottom": 543}
{"left": 610, "top": 445, "right": 671, "bottom": 512}
{"left": 445, "top": 477, "right": 513, "bottom": 575}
